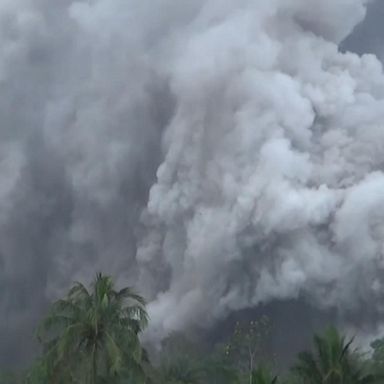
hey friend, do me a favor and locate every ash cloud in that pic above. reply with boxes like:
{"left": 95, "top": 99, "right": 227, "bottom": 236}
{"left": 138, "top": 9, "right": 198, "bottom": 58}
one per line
{"left": 0, "top": 0, "right": 383, "bottom": 366}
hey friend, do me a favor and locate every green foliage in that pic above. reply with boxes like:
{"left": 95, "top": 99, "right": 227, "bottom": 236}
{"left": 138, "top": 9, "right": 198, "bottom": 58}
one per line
{"left": 37, "top": 273, "right": 148, "bottom": 384}
{"left": 371, "top": 338, "right": 384, "bottom": 376}
{"left": 6, "top": 274, "right": 384, "bottom": 384}
{"left": 153, "top": 333, "right": 203, "bottom": 384}
{"left": 251, "top": 366, "right": 278, "bottom": 384}
{"left": 23, "top": 360, "right": 45, "bottom": 384}
{"left": 200, "top": 353, "right": 240, "bottom": 384}
{"left": 292, "top": 327, "right": 377, "bottom": 384}
{"left": 153, "top": 332, "right": 241, "bottom": 384}
{"left": 157, "top": 355, "right": 203, "bottom": 384}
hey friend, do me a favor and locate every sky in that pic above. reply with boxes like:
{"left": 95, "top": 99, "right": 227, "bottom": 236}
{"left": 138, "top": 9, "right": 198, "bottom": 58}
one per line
{"left": 343, "top": 0, "right": 384, "bottom": 59}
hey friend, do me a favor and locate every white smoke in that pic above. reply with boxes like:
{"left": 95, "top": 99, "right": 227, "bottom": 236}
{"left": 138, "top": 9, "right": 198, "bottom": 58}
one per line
{"left": 131, "top": 0, "right": 384, "bottom": 340}
{"left": 0, "top": 0, "right": 383, "bottom": 364}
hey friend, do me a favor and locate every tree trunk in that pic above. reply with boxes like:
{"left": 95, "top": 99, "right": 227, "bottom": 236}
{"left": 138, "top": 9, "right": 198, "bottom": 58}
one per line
{"left": 91, "top": 344, "right": 97, "bottom": 384}
{"left": 249, "top": 350, "right": 253, "bottom": 384}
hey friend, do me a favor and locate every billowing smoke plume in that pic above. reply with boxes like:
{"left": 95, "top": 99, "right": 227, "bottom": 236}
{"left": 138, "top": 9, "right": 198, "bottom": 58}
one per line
{"left": 137, "top": 0, "right": 384, "bottom": 339}
{"left": 0, "top": 0, "right": 384, "bottom": 366}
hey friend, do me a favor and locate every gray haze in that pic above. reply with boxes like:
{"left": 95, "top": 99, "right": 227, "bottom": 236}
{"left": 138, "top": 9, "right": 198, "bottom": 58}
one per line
{"left": 0, "top": 0, "right": 384, "bottom": 367}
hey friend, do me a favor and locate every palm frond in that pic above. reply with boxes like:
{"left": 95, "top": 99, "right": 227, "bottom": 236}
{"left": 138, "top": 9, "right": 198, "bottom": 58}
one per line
{"left": 115, "top": 287, "right": 147, "bottom": 306}
{"left": 292, "top": 351, "right": 322, "bottom": 384}
{"left": 68, "top": 282, "right": 91, "bottom": 301}
{"left": 105, "top": 331, "right": 123, "bottom": 375}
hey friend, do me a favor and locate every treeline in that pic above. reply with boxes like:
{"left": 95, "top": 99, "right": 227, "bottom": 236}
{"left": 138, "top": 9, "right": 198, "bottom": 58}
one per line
{"left": 2, "top": 273, "right": 384, "bottom": 383}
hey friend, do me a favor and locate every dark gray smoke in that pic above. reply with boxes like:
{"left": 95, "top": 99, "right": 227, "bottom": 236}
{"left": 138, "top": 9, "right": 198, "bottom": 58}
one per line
{"left": 0, "top": 0, "right": 383, "bottom": 367}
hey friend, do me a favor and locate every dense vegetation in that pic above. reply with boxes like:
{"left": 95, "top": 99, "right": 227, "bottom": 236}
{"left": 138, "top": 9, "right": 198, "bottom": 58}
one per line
{"left": 3, "top": 274, "right": 384, "bottom": 383}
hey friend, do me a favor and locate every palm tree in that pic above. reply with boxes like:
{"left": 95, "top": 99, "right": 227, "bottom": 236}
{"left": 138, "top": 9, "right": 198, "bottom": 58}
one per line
{"left": 38, "top": 273, "right": 148, "bottom": 384}
{"left": 292, "top": 327, "right": 376, "bottom": 384}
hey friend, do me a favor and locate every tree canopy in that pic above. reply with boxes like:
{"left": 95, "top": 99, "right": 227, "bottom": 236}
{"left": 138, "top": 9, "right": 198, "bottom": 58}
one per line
{"left": 37, "top": 273, "right": 148, "bottom": 384}
{"left": 3, "top": 274, "right": 383, "bottom": 384}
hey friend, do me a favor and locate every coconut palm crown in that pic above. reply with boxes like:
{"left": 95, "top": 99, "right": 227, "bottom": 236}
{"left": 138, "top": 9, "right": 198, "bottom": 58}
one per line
{"left": 38, "top": 273, "right": 148, "bottom": 384}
